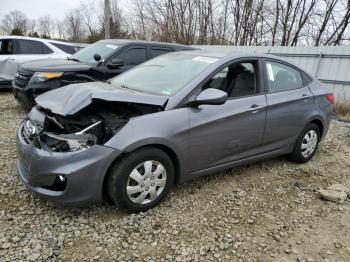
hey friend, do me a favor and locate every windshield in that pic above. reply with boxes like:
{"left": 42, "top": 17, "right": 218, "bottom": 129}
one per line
{"left": 110, "top": 53, "right": 218, "bottom": 95}
{"left": 70, "top": 42, "right": 119, "bottom": 64}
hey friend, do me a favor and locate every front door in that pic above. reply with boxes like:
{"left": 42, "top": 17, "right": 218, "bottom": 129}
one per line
{"left": 0, "top": 39, "right": 17, "bottom": 81}
{"left": 188, "top": 59, "right": 267, "bottom": 172}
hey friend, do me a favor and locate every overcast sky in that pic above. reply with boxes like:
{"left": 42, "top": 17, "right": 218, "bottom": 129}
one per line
{"left": 0, "top": 0, "right": 130, "bottom": 21}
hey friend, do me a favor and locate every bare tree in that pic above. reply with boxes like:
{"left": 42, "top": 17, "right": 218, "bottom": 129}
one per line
{"left": 64, "top": 8, "right": 86, "bottom": 41}
{"left": 0, "top": 10, "right": 29, "bottom": 35}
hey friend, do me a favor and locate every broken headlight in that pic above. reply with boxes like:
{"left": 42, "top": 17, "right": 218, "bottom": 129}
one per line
{"left": 42, "top": 121, "right": 101, "bottom": 152}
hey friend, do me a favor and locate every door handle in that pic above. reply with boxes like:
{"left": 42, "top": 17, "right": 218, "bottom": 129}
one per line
{"left": 5, "top": 57, "right": 16, "bottom": 61}
{"left": 249, "top": 104, "right": 264, "bottom": 112}
{"left": 301, "top": 93, "right": 309, "bottom": 100}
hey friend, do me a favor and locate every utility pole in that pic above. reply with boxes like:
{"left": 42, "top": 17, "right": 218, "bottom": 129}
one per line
{"left": 104, "top": 0, "right": 110, "bottom": 39}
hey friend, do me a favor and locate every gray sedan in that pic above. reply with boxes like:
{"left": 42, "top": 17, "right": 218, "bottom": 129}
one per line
{"left": 16, "top": 51, "right": 334, "bottom": 211}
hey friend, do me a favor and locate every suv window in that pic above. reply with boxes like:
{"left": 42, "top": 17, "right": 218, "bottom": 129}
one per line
{"left": 17, "top": 39, "right": 53, "bottom": 55}
{"left": 117, "top": 47, "right": 146, "bottom": 66}
{"left": 0, "top": 39, "right": 14, "bottom": 55}
{"left": 50, "top": 42, "right": 77, "bottom": 54}
{"left": 265, "top": 61, "right": 303, "bottom": 93}
{"left": 151, "top": 47, "right": 173, "bottom": 58}
{"left": 203, "top": 61, "right": 257, "bottom": 99}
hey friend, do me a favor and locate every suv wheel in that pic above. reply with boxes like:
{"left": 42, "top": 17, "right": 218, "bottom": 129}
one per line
{"left": 107, "top": 147, "right": 174, "bottom": 212}
{"left": 289, "top": 123, "right": 320, "bottom": 163}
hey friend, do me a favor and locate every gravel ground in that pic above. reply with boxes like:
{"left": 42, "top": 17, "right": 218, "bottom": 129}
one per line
{"left": 0, "top": 92, "right": 350, "bottom": 262}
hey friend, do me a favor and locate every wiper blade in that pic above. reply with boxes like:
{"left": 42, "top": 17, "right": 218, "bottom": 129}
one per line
{"left": 67, "top": 57, "right": 80, "bottom": 62}
{"left": 121, "top": 85, "right": 144, "bottom": 93}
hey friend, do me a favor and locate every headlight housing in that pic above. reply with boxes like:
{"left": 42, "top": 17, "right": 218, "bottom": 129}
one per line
{"left": 30, "top": 72, "right": 63, "bottom": 84}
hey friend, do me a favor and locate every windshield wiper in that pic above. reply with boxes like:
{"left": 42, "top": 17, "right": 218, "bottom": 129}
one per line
{"left": 120, "top": 85, "right": 144, "bottom": 93}
{"left": 67, "top": 57, "right": 80, "bottom": 62}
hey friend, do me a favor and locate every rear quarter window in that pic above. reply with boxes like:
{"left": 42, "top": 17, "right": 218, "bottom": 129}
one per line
{"left": 50, "top": 42, "right": 77, "bottom": 54}
{"left": 151, "top": 47, "right": 174, "bottom": 58}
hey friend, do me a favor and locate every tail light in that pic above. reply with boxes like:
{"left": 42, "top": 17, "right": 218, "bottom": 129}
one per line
{"left": 326, "top": 94, "right": 334, "bottom": 104}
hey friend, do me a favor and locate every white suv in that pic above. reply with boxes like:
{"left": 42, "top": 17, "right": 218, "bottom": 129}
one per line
{"left": 0, "top": 36, "right": 85, "bottom": 88}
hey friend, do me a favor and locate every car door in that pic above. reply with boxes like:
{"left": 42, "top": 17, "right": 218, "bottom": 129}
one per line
{"left": 188, "top": 59, "right": 267, "bottom": 173}
{"left": 0, "top": 39, "right": 18, "bottom": 81}
{"left": 261, "top": 59, "right": 315, "bottom": 152}
{"left": 104, "top": 46, "right": 147, "bottom": 78}
{"left": 15, "top": 39, "right": 54, "bottom": 66}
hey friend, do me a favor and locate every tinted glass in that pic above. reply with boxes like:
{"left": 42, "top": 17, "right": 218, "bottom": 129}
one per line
{"left": 71, "top": 42, "right": 120, "bottom": 64}
{"left": 50, "top": 42, "right": 77, "bottom": 54}
{"left": 151, "top": 47, "right": 173, "bottom": 58}
{"left": 265, "top": 61, "right": 303, "bottom": 93}
{"left": 0, "top": 40, "right": 14, "bottom": 55}
{"left": 17, "top": 39, "right": 52, "bottom": 54}
{"left": 117, "top": 47, "right": 146, "bottom": 65}
{"left": 110, "top": 54, "right": 217, "bottom": 95}
{"left": 203, "top": 62, "right": 257, "bottom": 98}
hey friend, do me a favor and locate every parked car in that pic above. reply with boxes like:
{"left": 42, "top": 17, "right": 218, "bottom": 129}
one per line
{"left": 0, "top": 36, "right": 84, "bottom": 89}
{"left": 16, "top": 51, "right": 334, "bottom": 211}
{"left": 12, "top": 39, "right": 195, "bottom": 109}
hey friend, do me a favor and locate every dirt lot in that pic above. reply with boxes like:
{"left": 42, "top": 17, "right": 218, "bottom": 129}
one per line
{"left": 0, "top": 92, "right": 349, "bottom": 262}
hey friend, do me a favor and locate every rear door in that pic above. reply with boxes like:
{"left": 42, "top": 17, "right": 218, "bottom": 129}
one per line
{"left": 188, "top": 58, "right": 267, "bottom": 173}
{"left": 0, "top": 39, "right": 18, "bottom": 81}
{"left": 261, "top": 59, "right": 314, "bottom": 152}
{"left": 15, "top": 39, "right": 54, "bottom": 65}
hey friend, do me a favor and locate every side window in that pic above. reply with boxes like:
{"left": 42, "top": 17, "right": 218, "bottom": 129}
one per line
{"left": 117, "top": 47, "right": 146, "bottom": 66}
{"left": 265, "top": 61, "right": 303, "bottom": 93}
{"left": 0, "top": 40, "right": 14, "bottom": 55}
{"left": 151, "top": 47, "right": 173, "bottom": 58}
{"left": 50, "top": 42, "right": 76, "bottom": 54}
{"left": 202, "top": 61, "right": 257, "bottom": 99}
{"left": 17, "top": 39, "right": 53, "bottom": 55}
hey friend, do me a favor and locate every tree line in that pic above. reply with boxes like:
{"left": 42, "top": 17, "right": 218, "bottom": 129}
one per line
{"left": 1, "top": 0, "right": 350, "bottom": 46}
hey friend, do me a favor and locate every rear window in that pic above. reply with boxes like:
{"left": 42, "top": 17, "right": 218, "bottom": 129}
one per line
{"left": 17, "top": 39, "right": 53, "bottom": 55}
{"left": 50, "top": 42, "right": 77, "bottom": 54}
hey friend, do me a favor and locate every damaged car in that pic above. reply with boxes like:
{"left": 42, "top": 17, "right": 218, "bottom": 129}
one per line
{"left": 12, "top": 39, "right": 194, "bottom": 109}
{"left": 16, "top": 51, "right": 334, "bottom": 211}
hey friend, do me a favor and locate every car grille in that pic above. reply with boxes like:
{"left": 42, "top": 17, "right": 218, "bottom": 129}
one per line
{"left": 14, "top": 68, "right": 34, "bottom": 88}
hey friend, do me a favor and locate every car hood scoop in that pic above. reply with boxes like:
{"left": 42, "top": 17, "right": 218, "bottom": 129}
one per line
{"left": 35, "top": 82, "right": 169, "bottom": 116}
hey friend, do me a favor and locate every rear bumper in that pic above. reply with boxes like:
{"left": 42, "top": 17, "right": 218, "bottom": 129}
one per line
{"left": 16, "top": 123, "right": 121, "bottom": 206}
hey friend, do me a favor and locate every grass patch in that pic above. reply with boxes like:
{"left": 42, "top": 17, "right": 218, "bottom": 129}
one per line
{"left": 334, "top": 101, "right": 350, "bottom": 121}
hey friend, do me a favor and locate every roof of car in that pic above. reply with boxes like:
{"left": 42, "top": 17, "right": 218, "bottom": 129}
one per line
{"left": 166, "top": 49, "right": 289, "bottom": 60}
{"left": 0, "top": 35, "right": 82, "bottom": 46}
{"left": 98, "top": 39, "right": 194, "bottom": 49}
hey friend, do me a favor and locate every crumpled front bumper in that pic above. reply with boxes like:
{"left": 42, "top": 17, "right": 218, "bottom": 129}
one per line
{"left": 16, "top": 122, "right": 121, "bottom": 206}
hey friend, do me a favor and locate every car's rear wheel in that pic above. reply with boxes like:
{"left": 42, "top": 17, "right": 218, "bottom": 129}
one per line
{"left": 289, "top": 123, "right": 320, "bottom": 163}
{"left": 107, "top": 147, "right": 174, "bottom": 212}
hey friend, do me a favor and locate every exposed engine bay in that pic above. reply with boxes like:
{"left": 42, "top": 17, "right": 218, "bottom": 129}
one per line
{"left": 22, "top": 100, "right": 161, "bottom": 152}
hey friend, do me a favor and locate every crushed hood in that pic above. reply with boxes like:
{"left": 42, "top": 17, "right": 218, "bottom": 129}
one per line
{"left": 35, "top": 82, "right": 169, "bottom": 116}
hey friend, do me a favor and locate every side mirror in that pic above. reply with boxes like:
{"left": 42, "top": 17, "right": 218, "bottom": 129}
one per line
{"left": 93, "top": 53, "right": 102, "bottom": 62}
{"left": 195, "top": 88, "right": 227, "bottom": 106}
{"left": 107, "top": 58, "right": 124, "bottom": 69}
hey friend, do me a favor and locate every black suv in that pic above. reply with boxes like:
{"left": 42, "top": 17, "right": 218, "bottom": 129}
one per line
{"left": 13, "top": 39, "right": 194, "bottom": 109}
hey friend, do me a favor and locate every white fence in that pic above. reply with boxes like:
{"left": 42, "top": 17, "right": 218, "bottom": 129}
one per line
{"left": 194, "top": 45, "right": 350, "bottom": 101}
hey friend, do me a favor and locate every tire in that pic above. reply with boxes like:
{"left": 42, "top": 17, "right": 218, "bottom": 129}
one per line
{"left": 107, "top": 147, "right": 174, "bottom": 212}
{"left": 289, "top": 123, "right": 320, "bottom": 163}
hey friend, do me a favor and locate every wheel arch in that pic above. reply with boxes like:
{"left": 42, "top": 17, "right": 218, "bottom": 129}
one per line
{"left": 102, "top": 142, "right": 182, "bottom": 199}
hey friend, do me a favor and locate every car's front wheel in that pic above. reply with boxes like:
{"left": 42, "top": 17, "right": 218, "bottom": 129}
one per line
{"left": 107, "top": 147, "right": 174, "bottom": 212}
{"left": 289, "top": 123, "right": 320, "bottom": 163}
